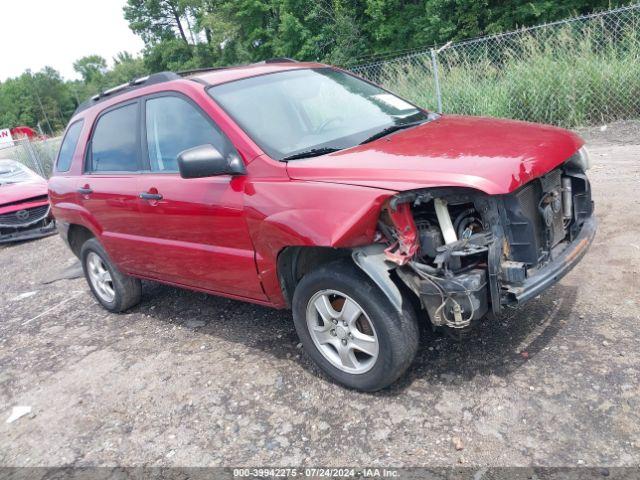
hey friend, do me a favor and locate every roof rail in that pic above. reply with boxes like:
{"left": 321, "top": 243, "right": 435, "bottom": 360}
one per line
{"left": 263, "top": 57, "right": 298, "bottom": 63}
{"left": 178, "top": 58, "right": 299, "bottom": 77}
{"left": 73, "top": 71, "right": 181, "bottom": 115}
{"left": 177, "top": 66, "right": 228, "bottom": 77}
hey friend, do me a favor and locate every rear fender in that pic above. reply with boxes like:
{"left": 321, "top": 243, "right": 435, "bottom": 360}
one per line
{"left": 50, "top": 202, "right": 103, "bottom": 239}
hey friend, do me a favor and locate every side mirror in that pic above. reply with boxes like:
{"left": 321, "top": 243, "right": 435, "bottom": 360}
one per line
{"left": 177, "top": 144, "right": 246, "bottom": 179}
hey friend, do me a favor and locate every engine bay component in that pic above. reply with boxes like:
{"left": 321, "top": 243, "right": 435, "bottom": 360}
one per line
{"left": 538, "top": 170, "right": 567, "bottom": 249}
{"left": 434, "top": 198, "right": 457, "bottom": 244}
{"left": 378, "top": 161, "right": 593, "bottom": 332}
{"left": 500, "top": 260, "right": 527, "bottom": 284}
{"left": 380, "top": 190, "right": 493, "bottom": 330}
{"left": 562, "top": 176, "right": 573, "bottom": 221}
{"left": 398, "top": 266, "right": 488, "bottom": 329}
{"left": 417, "top": 222, "right": 443, "bottom": 259}
{"left": 432, "top": 231, "right": 491, "bottom": 270}
{"left": 453, "top": 208, "right": 485, "bottom": 239}
{"left": 383, "top": 202, "right": 420, "bottom": 265}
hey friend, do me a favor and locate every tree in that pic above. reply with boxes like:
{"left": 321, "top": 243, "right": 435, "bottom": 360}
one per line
{"left": 142, "top": 38, "right": 196, "bottom": 71}
{"left": 73, "top": 55, "right": 108, "bottom": 84}
{"left": 378, "top": 0, "right": 633, "bottom": 51}
{"left": 0, "top": 68, "right": 74, "bottom": 133}
{"left": 124, "top": 0, "right": 192, "bottom": 44}
{"left": 108, "top": 52, "right": 149, "bottom": 84}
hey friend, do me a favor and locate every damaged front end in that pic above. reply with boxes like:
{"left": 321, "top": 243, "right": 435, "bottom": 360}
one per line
{"left": 0, "top": 199, "right": 56, "bottom": 244}
{"left": 355, "top": 153, "right": 597, "bottom": 331}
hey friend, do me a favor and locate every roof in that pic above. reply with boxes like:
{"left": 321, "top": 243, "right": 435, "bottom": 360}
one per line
{"left": 188, "top": 61, "right": 327, "bottom": 86}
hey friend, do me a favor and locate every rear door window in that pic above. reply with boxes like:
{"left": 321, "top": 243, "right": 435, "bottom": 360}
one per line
{"left": 144, "top": 95, "right": 232, "bottom": 172}
{"left": 89, "top": 102, "right": 140, "bottom": 172}
{"left": 56, "top": 120, "right": 84, "bottom": 172}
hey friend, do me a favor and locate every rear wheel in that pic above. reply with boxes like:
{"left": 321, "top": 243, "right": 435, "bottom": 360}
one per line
{"left": 81, "top": 238, "right": 141, "bottom": 312}
{"left": 292, "top": 259, "right": 419, "bottom": 391}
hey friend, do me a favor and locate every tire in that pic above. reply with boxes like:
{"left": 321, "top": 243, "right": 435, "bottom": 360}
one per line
{"left": 80, "top": 238, "right": 142, "bottom": 312}
{"left": 292, "top": 259, "right": 419, "bottom": 391}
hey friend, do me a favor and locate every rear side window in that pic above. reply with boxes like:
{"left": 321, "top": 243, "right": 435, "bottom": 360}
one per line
{"left": 89, "top": 103, "right": 139, "bottom": 172}
{"left": 145, "top": 96, "right": 232, "bottom": 172}
{"left": 56, "top": 120, "right": 84, "bottom": 172}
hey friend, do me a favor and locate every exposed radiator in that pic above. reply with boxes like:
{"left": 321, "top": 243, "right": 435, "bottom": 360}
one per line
{"left": 503, "top": 167, "right": 569, "bottom": 266}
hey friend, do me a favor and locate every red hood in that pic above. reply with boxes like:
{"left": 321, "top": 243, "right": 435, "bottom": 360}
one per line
{"left": 0, "top": 179, "right": 48, "bottom": 207}
{"left": 286, "top": 115, "right": 583, "bottom": 195}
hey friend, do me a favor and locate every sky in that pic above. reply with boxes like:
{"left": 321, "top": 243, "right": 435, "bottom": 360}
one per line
{"left": 0, "top": 0, "right": 145, "bottom": 82}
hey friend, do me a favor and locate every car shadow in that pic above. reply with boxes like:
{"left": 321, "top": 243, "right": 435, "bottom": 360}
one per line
{"left": 130, "top": 280, "right": 578, "bottom": 394}
{"left": 384, "top": 284, "right": 579, "bottom": 395}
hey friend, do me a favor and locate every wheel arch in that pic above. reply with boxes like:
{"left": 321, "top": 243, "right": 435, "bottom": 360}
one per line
{"left": 277, "top": 246, "right": 352, "bottom": 307}
{"left": 276, "top": 244, "right": 419, "bottom": 316}
{"left": 67, "top": 224, "right": 96, "bottom": 258}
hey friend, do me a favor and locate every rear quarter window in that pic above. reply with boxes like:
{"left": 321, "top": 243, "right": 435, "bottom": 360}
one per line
{"left": 56, "top": 120, "right": 84, "bottom": 172}
{"left": 88, "top": 102, "right": 140, "bottom": 172}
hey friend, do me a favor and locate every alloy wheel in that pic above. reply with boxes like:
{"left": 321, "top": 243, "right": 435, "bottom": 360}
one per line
{"left": 86, "top": 252, "right": 115, "bottom": 303}
{"left": 305, "top": 289, "right": 379, "bottom": 374}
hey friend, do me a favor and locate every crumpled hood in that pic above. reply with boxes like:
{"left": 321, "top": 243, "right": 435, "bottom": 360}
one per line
{"left": 286, "top": 115, "right": 584, "bottom": 195}
{"left": 0, "top": 179, "right": 48, "bottom": 207}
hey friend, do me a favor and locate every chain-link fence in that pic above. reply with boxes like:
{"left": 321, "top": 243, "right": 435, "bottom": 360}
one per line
{"left": 0, "top": 137, "right": 61, "bottom": 179}
{"left": 348, "top": 4, "right": 640, "bottom": 128}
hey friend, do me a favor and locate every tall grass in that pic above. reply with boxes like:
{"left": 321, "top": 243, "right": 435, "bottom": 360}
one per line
{"left": 364, "top": 21, "right": 640, "bottom": 127}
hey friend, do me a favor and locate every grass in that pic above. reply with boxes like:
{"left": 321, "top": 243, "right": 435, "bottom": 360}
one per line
{"left": 359, "top": 20, "right": 640, "bottom": 128}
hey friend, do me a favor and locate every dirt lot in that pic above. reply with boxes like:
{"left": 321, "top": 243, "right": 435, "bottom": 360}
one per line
{"left": 1, "top": 123, "right": 639, "bottom": 468}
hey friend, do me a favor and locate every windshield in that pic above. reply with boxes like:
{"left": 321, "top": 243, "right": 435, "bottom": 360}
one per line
{"left": 208, "top": 68, "right": 430, "bottom": 160}
{"left": 0, "top": 160, "right": 40, "bottom": 186}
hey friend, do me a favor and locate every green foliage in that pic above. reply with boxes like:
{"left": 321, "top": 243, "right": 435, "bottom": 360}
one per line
{"left": 123, "top": 0, "right": 194, "bottom": 44}
{"left": 73, "top": 55, "right": 108, "bottom": 84}
{"left": 0, "top": 68, "right": 75, "bottom": 134}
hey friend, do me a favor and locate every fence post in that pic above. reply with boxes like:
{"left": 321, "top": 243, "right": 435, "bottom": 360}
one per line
{"left": 430, "top": 48, "right": 443, "bottom": 114}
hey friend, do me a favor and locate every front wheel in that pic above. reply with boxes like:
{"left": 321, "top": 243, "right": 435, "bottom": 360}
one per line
{"left": 292, "top": 259, "right": 419, "bottom": 391}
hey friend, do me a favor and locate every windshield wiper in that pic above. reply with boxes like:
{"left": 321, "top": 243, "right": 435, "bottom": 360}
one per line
{"left": 282, "top": 147, "right": 342, "bottom": 161}
{"left": 359, "top": 120, "right": 426, "bottom": 145}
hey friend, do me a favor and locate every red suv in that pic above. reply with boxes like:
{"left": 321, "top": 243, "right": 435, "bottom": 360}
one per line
{"left": 49, "top": 60, "right": 596, "bottom": 391}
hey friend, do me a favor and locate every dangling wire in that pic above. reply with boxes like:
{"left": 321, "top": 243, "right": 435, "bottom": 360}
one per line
{"left": 408, "top": 261, "right": 477, "bottom": 327}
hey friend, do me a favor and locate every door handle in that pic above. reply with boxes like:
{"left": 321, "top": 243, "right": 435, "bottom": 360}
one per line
{"left": 77, "top": 186, "right": 93, "bottom": 195}
{"left": 139, "top": 192, "right": 163, "bottom": 201}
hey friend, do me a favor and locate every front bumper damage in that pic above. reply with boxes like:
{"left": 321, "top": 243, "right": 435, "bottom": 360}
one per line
{"left": 354, "top": 164, "right": 596, "bottom": 330}
{"left": 0, "top": 222, "right": 57, "bottom": 243}
{"left": 505, "top": 215, "right": 596, "bottom": 304}
{"left": 0, "top": 204, "right": 56, "bottom": 244}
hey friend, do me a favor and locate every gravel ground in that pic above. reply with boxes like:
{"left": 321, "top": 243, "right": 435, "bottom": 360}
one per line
{"left": 0, "top": 122, "right": 639, "bottom": 468}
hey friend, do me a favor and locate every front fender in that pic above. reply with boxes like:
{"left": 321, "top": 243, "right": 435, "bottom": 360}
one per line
{"left": 244, "top": 180, "right": 394, "bottom": 305}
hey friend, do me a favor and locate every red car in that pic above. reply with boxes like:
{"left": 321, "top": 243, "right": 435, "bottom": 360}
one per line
{"left": 49, "top": 61, "right": 596, "bottom": 390}
{"left": 10, "top": 126, "right": 43, "bottom": 140}
{"left": 0, "top": 159, "right": 56, "bottom": 243}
